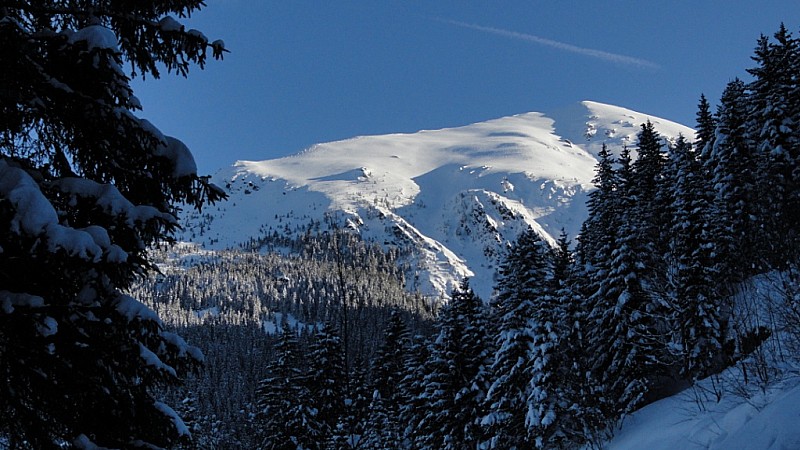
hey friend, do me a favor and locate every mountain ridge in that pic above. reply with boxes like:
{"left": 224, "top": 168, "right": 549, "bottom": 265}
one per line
{"left": 180, "top": 100, "right": 695, "bottom": 299}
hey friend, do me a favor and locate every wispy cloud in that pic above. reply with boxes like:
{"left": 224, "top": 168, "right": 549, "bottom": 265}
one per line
{"left": 438, "top": 19, "right": 660, "bottom": 70}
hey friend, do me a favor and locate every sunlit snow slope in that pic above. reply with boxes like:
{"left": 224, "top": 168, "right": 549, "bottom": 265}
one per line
{"left": 180, "top": 101, "right": 694, "bottom": 299}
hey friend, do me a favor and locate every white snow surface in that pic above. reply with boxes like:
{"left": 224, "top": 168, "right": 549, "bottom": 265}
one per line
{"left": 68, "top": 25, "right": 119, "bottom": 52}
{"left": 0, "top": 161, "right": 124, "bottom": 263}
{"left": 154, "top": 401, "right": 192, "bottom": 438}
{"left": 180, "top": 101, "right": 694, "bottom": 298}
{"left": 609, "top": 378, "right": 800, "bottom": 450}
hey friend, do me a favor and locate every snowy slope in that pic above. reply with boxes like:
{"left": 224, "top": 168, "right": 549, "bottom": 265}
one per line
{"left": 180, "top": 101, "right": 694, "bottom": 299}
{"left": 609, "top": 379, "right": 800, "bottom": 450}
{"left": 608, "top": 274, "right": 800, "bottom": 450}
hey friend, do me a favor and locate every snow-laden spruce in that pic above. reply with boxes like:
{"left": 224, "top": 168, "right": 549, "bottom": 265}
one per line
{"left": 0, "top": 2, "right": 225, "bottom": 447}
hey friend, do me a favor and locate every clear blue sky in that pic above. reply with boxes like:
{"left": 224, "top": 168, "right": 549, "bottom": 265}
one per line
{"left": 131, "top": 1, "right": 800, "bottom": 175}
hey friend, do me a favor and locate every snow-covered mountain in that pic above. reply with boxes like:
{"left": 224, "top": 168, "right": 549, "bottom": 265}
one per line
{"left": 180, "top": 101, "right": 694, "bottom": 299}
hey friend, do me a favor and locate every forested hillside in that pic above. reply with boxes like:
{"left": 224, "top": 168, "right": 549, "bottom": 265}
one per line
{"left": 131, "top": 233, "right": 434, "bottom": 447}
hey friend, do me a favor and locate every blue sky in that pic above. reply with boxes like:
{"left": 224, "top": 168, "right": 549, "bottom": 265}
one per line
{"left": 131, "top": 1, "right": 800, "bottom": 174}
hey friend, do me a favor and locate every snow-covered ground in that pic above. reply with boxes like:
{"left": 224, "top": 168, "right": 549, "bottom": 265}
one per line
{"left": 610, "top": 376, "right": 800, "bottom": 450}
{"left": 609, "top": 273, "right": 800, "bottom": 450}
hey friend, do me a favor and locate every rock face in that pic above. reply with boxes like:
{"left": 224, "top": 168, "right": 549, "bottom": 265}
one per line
{"left": 180, "top": 101, "right": 694, "bottom": 299}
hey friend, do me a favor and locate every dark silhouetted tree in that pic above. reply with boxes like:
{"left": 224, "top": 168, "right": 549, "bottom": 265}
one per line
{"left": 695, "top": 93, "right": 717, "bottom": 153}
{"left": 0, "top": 2, "right": 225, "bottom": 447}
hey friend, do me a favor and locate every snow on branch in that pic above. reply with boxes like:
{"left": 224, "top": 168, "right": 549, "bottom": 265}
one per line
{"left": 160, "top": 330, "right": 205, "bottom": 363}
{"left": 158, "top": 16, "right": 184, "bottom": 33}
{"left": 135, "top": 118, "right": 198, "bottom": 178}
{"left": 156, "top": 137, "right": 198, "bottom": 178}
{"left": 0, "top": 290, "right": 45, "bottom": 314}
{"left": 154, "top": 401, "right": 192, "bottom": 438}
{"left": 139, "top": 342, "right": 177, "bottom": 378}
{"left": 0, "top": 160, "right": 60, "bottom": 236}
{"left": 114, "top": 294, "right": 162, "bottom": 324}
{"left": 51, "top": 177, "right": 176, "bottom": 227}
{"left": 68, "top": 25, "right": 120, "bottom": 52}
{"left": 0, "top": 161, "right": 107, "bottom": 261}
{"left": 73, "top": 434, "right": 112, "bottom": 450}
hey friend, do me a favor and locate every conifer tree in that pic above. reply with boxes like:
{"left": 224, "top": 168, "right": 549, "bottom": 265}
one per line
{"left": 747, "top": 25, "right": 800, "bottom": 261}
{"left": 398, "top": 335, "right": 432, "bottom": 447}
{"left": 576, "top": 144, "right": 618, "bottom": 271}
{"left": 329, "top": 356, "right": 370, "bottom": 449}
{"left": 667, "top": 136, "right": 724, "bottom": 379}
{"left": 543, "top": 230, "right": 587, "bottom": 447}
{"left": 360, "top": 309, "right": 408, "bottom": 443}
{"left": 370, "top": 309, "right": 409, "bottom": 407}
{"left": 631, "top": 121, "right": 670, "bottom": 274}
{"left": 585, "top": 142, "right": 662, "bottom": 425}
{"left": 0, "top": 2, "right": 225, "bottom": 447}
{"left": 552, "top": 230, "right": 574, "bottom": 294}
{"left": 695, "top": 94, "right": 717, "bottom": 154}
{"left": 256, "top": 322, "right": 322, "bottom": 450}
{"left": 307, "top": 323, "right": 347, "bottom": 444}
{"left": 574, "top": 145, "right": 622, "bottom": 432}
{"left": 360, "top": 393, "right": 403, "bottom": 450}
{"left": 706, "top": 79, "right": 759, "bottom": 279}
{"left": 417, "top": 279, "right": 492, "bottom": 450}
{"left": 523, "top": 235, "right": 569, "bottom": 448}
{"left": 573, "top": 145, "right": 632, "bottom": 439}
{"left": 484, "top": 228, "right": 552, "bottom": 449}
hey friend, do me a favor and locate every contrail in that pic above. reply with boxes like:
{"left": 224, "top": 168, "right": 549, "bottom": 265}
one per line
{"left": 439, "top": 19, "right": 660, "bottom": 70}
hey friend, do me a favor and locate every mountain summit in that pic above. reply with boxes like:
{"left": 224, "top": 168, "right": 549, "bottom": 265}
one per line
{"left": 180, "top": 101, "right": 694, "bottom": 299}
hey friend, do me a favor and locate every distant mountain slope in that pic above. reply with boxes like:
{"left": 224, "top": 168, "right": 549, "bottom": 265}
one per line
{"left": 180, "top": 101, "right": 694, "bottom": 299}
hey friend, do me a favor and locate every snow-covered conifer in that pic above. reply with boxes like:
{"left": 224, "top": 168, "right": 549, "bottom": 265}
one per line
{"left": 483, "top": 228, "right": 553, "bottom": 448}
{"left": 747, "top": 25, "right": 800, "bottom": 263}
{"left": 706, "top": 79, "right": 759, "bottom": 280}
{"left": 584, "top": 137, "right": 664, "bottom": 425}
{"left": 0, "top": 2, "right": 224, "bottom": 447}
{"left": 256, "top": 322, "right": 322, "bottom": 450}
{"left": 415, "top": 279, "right": 492, "bottom": 450}
{"left": 667, "top": 136, "right": 724, "bottom": 379}
{"left": 631, "top": 121, "right": 670, "bottom": 274}
{"left": 307, "top": 323, "right": 347, "bottom": 444}
{"left": 695, "top": 94, "right": 718, "bottom": 154}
